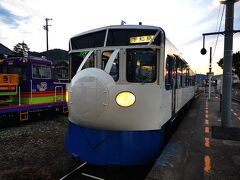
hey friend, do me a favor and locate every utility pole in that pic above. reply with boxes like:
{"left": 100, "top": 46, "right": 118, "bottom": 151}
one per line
{"left": 43, "top": 18, "right": 52, "bottom": 58}
{"left": 221, "top": 0, "right": 235, "bottom": 127}
{"left": 201, "top": 0, "right": 240, "bottom": 128}
{"left": 208, "top": 47, "right": 213, "bottom": 101}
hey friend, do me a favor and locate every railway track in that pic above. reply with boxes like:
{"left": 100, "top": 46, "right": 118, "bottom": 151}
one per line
{"left": 59, "top": 162, "right": 152, "bottom": 180}
{"left": 60, "top": 162, "right": 108, "bottom": 180}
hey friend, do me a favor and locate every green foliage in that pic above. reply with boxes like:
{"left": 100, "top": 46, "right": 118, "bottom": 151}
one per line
{"left": 29, "top": 49, "right": 68, "bottom": 63}
{"left": 217, "top": 51, "right": 240, "bottom": 78}
{"left": 13, "top": 42, "right": 30, "bottom": 54}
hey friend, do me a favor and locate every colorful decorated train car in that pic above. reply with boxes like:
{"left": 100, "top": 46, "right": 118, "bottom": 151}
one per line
{"left": 0, "top": 56, "right": 68, "bottom": 121}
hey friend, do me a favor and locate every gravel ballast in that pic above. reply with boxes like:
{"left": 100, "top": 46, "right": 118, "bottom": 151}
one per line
{"left": 0, "top": 113, "right": 81, "bottom": 180}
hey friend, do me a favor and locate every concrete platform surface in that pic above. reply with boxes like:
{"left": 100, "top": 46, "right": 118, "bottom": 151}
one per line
{"left": 147, "top": 94, "right": 240, "bottom": 180}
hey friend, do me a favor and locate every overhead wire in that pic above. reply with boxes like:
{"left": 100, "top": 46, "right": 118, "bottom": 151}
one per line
{"left": 212, "top": 4, "right": 225, "bottom": 59}
{"left": 1, "top": 0, "right": 46, "bottom": 18}
{"left": 215, "top": 3, "right": 222, "bottom": 32}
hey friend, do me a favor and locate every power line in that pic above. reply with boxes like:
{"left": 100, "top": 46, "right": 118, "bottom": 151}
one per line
{"left": 215, "top": 3, "right": 222, "bottom": 32}
{"left": 1, "top": 0, "right": 46, "bottom": 18}
{"left": 213, "top": 5, "right": 225, "bottom": 59}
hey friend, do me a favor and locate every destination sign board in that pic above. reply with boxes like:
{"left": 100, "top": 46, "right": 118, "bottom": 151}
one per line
{"left": 130, "top": 35, "right": 154, "bottom": 44}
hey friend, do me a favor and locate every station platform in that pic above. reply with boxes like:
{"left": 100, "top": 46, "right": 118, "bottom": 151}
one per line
{"left": 147, "top": 94, "right": 240, "bottom": 180}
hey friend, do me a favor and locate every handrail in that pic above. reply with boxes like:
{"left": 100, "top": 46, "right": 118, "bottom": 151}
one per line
{"left": 30, "top": 80, "right": 32, "bottom": 101}
{"left": 18, "top": 86, "right": 21, "bottom": 106}
{"left": 55, "top": 86, "right": 63, "bottom": 102}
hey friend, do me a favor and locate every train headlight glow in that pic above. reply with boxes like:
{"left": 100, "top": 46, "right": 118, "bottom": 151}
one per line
{"left": 116, "top": 92, "right": 135, "bottom": 107}
{"left": 66, "top": 89, "right": 69, "bottom": 103}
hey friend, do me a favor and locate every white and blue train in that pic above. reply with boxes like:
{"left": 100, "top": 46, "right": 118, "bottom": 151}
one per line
{"left": 65, "top": 24, "right": 195, "bottom": 166}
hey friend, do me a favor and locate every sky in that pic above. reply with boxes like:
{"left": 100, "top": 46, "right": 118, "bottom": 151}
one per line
{"left": 0, "top": 0, "right": 240, "bottom": 75}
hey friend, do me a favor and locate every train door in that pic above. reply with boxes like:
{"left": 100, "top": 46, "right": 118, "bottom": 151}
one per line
{"left": 165, "top": 55, "right": 176, "bottom": 116}
{"left": 172, "top": 57, "right": 177, "bottom": 115}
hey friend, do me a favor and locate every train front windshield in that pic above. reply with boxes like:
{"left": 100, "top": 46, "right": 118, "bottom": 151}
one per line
{"left": 69, "top": 28, "right": 161, "bottom": 83}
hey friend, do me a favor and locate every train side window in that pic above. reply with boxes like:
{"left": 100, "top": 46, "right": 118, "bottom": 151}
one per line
{"left": 126, "top": 48, "right": 157, "bottom": 83}
{"left": 165, "top": 56, "right": 174, "bottom": 90}
{"left": 185, "top": 68, "right": 190, "bottom": 87}
{"left": 192, "top": 75, "right": 196, "bottom": 86}
{"left": 102, "top": 51, "right": 119, "bottom": 81}
{"left": 32, "top": 65, "right": 51, "bottom": 79}
{"left": 182, "top": 64, "right": 188, "bottom": 88}
{"left": 176, "top": 58, "right": 182, "bottom": 89}
{"left": 178, "top": 59, "right": 185, "bottom": 88}
{"left": 32, "top": 65, "right": 41, "bottom": 78}
{"left": 41, "top": 66, "right": 51, "bottom": 79}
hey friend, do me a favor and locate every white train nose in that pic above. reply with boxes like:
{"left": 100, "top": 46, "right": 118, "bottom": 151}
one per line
{"left": 68, "top": 68, "right": 115, "bottom": 128}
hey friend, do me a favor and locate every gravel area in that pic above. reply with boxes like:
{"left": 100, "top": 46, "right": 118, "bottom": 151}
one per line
{"left": 0, "top": 113, "right": 81, "bottom": 180}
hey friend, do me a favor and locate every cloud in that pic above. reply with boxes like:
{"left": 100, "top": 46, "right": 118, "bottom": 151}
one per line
{"left": 180, "top": 36, "right": 203, "bottom": 47}
{"left": 191, "top": 10, "right": 217, "bottom": 28}
{"left": 0, "top": 5, "right": 30, "bottom": 28}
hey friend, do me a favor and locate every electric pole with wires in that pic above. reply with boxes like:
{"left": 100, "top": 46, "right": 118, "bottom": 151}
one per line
{"left": 200, "top": 0, "right": 240, "bottom": 129}
{"left": 43, "top": 18, "right": 52, "bottom": 58}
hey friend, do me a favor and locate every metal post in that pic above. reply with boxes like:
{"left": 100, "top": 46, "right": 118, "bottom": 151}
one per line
{"left": 221, "top": 0, "right": 235, "bottom": 128}
{"left": 208, "top": 47, "right": 212, "bottom": 101}
{"left": 18, "top": 86, "right": 21, "bottom": 106}
{"left": 46, "top": 18, "right": 49, "bottom": 52}
{"left": 43, "top": 18, "right": 52, "bottom": 59}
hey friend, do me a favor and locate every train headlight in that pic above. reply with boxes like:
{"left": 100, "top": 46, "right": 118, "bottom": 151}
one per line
{"left": 66, "top": 89, "right": 69, "bottom": 103}
{"left": 116, "top": 91, "right": 135, "bottom": 107}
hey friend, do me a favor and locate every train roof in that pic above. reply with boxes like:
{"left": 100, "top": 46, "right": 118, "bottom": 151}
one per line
{"left": 2, "top": 56, "right": 52, "bottom": 65}
{"left": 70, "top": 24, "right": 191, "bottom": 70}
{"left": 71, "top": 25, "right": 165, "bottom": 38}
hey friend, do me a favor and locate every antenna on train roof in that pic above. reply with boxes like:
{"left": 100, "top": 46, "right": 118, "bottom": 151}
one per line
{"left": 121, "top": 20, "right": 126, "bottom": 25}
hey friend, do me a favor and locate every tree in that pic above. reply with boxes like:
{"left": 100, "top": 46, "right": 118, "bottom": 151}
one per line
{"left": 13, "top": 42, "right": 30, "bottom": 54}
{"left": 217, "top": 51, "right": 240, "bottom": 78}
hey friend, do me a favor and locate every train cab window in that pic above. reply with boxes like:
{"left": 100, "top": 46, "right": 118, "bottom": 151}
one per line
{"left": 32, "top": 65, "right": 51, "bottom": 79}
{"left": 70, "top": 52, "right": 85, "bottom": 78}
{"left": 102, "top": 51, "right": 119, "bottom": 81}
{"left": 13, "top": 66, "right": 26, "bottom": 81}
{"left": 2, "top": 66, "right": 26, "bottom": 81}
{"left": 82, "top": 53, "right": 95, "bottom": 70}
{"left": 126, "top": 49, "right": 156, "bottom": 83}
{"left": 2, "top": 67, "right": 7, "bottom": 74}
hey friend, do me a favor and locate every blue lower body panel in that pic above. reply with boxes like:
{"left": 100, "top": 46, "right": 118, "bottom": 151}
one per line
{"left": 65, "top": 122, "right": 165, "bottom": 166}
